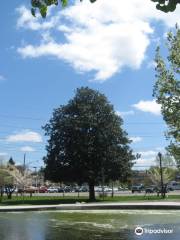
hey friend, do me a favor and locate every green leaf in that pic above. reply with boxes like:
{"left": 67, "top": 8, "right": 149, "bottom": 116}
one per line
{"left": 31, "top": 8, "right": 36, "bottom": 17}
{"left": 61, "top": 0, "right": 68, "bottom": 7}
{"left": 40, "top": 5, "right": 47, "bottom": 18}
{"left": 31, "top": 0, "right": 41, "bottom": 8}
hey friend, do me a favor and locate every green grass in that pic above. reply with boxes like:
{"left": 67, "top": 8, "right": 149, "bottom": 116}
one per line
{"left": 1, "top": 194, "right": 180, "bottom": 206}
{"left": 0, "top": 195, "right": 89, "bottom": 205}
{"left": 102, "top": 195, "right": 180, "bottom": 202}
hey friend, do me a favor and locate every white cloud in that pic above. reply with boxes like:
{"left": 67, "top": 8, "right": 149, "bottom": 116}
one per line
{"left": 20, "top": 146, "right": 36, "bottom": 152}
{"left": 139, "top": 150, "right": 158, "bottom": 158}
{"left": 116, "top": 110, "right": 135, "bottom": 117}
{"left": 0, "top": 152, "right": 8, "bottom": 156}
{"left": 133, "top": 150, "right": 158, "bottom": 169}
{"left": 134, "top": 157, "right": 156, "bottom": 169}
{"left": 155, "top": 147, "right": 165, "bottom": 152}
{"left": 16, "top": 6, "right": 60, "bottom": 31}
{"left": 6, "top": 130, "right": 42, "bottom": 143}
{"left": 132, "top": 99, "right": 161, "bottom": 115}
{"left": 130, "top": 136, "right": 143, "bottom": 143}
{"left": 133, "top": 148, "right": 168, "bottom": 169}
{"left": 17, "top": 0, "right": 180, "bottom": 82}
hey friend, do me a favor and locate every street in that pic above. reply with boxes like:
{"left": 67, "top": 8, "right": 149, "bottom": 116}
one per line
{"left": 21, "top": 190, "right": 180, "bottom": 198}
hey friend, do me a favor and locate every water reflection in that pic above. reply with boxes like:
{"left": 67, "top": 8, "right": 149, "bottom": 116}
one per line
{"left": 0, "top": 210, "right": 180, "bottom": 240}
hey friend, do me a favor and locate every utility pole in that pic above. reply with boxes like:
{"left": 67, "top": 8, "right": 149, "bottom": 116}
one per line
{"left": 23, "top": 153, "right": 26, "bottom": 176}
{"left": 23, "top": 153, "right": 26, "bottom": 204}
{"left": 33, "top": 166, "right": 37, "bottom": 188}
{"left": 101, "top": 167, "right": 105, "bottom": 200}
{"left": 158, "top": 152, "right": 165, "bottom": 198}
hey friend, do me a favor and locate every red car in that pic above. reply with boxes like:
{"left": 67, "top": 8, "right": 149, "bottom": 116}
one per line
{"left": 39, "top": 186, "right": 48, "bottom": 193}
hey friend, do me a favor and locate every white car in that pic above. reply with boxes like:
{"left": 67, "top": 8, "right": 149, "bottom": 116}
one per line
{"left": 168, "top": 181, "right": 180, "bottom": 191}
{"left": 47, "top": 187, "right": 58, "bottom": 193}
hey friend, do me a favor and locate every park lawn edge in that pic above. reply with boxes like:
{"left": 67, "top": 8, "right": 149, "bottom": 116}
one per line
{"left": 1, "top": 195, "right": 180, "bottom": 206}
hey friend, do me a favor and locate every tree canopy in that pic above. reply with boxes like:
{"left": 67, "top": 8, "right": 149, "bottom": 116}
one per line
{"left": 153, "top": 25, "right": 180, "bottom": 162}
{"left": 31, "top": 0, "right": 180, "bottom": 18}
{"left": 31, "top": 0, "right": 96, "bottom": 18}
{"left": 0, "top": 166, "right": 15, "bottom": 199}
{"left": 152, "top": 0, "right": 180, "bottom": 12}
{"left": 8, "top": 157, "right": 15, "bottom": 166}
{"left": 43, "top": 87, "right": 134, "bottom": 200}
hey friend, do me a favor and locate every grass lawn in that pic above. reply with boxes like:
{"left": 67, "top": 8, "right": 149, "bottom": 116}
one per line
{"left": 1, "top": 194, "right": 180, "bottom": 205}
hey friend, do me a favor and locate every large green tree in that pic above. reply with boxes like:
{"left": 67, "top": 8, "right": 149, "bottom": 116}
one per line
{"left": 31, "top": 0, "right": 180, "bottom": 18}
{"left": 43, "top": 87, "right": 134, "bottom": 201}
{"left": 153, "top": 25, "right": 180, "bottom": 162}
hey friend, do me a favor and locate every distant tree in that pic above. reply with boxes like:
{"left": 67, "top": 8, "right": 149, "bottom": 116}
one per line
{"left": 151, "top": 0, "right": 180, "bottom": 12}
{"left": 31, "top": 0, "right": 179, "bottom": 18}
{"left": 155, "top": 152, "right": 176, "bottom": 167}
{"left": 148, "top": 166, "right": 175, "bottom": 186}
{"left": 43, "top": 87, "right": 134, "bottom": 201}
{"left": 0, "top": 168, "right": 15, "bottom": 199}
{"left": 153, "top": 25, "right": 180, "bottom": 162}
{"left": 0, "top": 164, "right": 33, "bottom": 199}
{"left": 149, "top": 152, "right": 177, "bottom": 198}
{"left": 8, "top": 157, "right": 15, "bottom": 166}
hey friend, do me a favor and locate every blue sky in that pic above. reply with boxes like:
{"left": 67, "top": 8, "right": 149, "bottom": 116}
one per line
{"left": 0, "top": 0, "right": 179, "bottom": 170}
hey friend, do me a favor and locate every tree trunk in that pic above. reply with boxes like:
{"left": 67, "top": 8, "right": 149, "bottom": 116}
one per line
{"left": 111, "top": 182, "right": 114, "bottom": 198}
{"left": 88, "top": 182, "right": 95, "bottom": 201}
{"left": 7, "top": 192, "right": 12, "bottom": 199}
{"left": 0, "top": 188, "right": 3, "bottom": 197}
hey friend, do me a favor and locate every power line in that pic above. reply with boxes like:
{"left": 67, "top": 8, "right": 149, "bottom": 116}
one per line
{"left": 0, "top": 114, "right": 166, "bottom": 125}
{"left": 0, "top": 145, "right": 44, "bottom": 150}
{"left": 0, "top": 148, "right": 44, "bottom": 153}
{"left": 0, "top": 134, "right": 167, "bottom": 140}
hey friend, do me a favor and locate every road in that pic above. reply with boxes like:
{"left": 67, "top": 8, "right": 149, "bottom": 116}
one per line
{"left": 22, "top": 190, "right": 180, "bottom": 197}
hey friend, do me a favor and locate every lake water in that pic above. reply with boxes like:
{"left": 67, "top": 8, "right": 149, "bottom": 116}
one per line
{"left": 0, "top": 210, "right": 180, "bottom": 240}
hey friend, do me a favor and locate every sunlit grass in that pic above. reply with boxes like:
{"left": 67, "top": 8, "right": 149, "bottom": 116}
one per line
{"left": 1, "top": 194, "right": 180, "bottom": 205}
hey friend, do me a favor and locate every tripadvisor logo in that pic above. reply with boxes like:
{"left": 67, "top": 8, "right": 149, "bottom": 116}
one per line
{"left": 135, "top": 226, "right": 144, "bottom": 236}
{"left": 134, "top": 226, "right": 174, "bottom": 236}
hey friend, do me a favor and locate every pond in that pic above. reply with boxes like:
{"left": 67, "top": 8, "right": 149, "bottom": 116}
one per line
{"left": 0, "top": 210, "right": 180, "bottom": 240}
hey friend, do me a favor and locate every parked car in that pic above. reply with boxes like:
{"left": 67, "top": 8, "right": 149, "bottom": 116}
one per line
{"left": 95, "top": 186, "right": 102, "bottom": 192}
{"left": 145, "top": 185, "right": 158, "bottom": 193}
{"left": 112, "top": 187, "right": 119, "bottom": 192}
{"left": 79, "top": 186, "right": 89, "bottom": 192}
{"left": 63, "top": 186, "right": 72, "bottom": 192}
{"left": 58, "top": 187, "right": 65, "bottom": 193}
{"left": 47, "top": 187, "right": 58, "bottom": 193}
{"left": 74, "top": 187, "right": 80, "bottom": 192}
{"left": 146, "top": 185, "right": 171, "bottom": 194}
{"left": 167, "top": 181, "right": 180, "bottom": 191}
{"left": 118, "top": 186, "right": 129, "bottom": 191}
{"left": 104, "top": 187, "right": 112, "bottom": 192}
{"left": 95, "top": 186, "right": 111, "bottom": 192}
{"left": 131, "top": 184, "right": 144, "bottom": 193}
{"left": 39, "top": 186, "right": 48, "bottom": 193}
